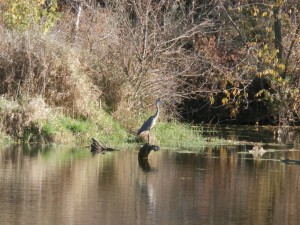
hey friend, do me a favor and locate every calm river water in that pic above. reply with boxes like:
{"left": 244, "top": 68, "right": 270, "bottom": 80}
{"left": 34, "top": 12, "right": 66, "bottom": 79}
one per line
{"left": 0, "top": 126, "right": 300, "bottom": 225}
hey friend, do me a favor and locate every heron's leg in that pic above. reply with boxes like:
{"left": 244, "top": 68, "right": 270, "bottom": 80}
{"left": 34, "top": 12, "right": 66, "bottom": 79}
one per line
{"left": 148, "top": 133, "right": 150, "bottom": 143}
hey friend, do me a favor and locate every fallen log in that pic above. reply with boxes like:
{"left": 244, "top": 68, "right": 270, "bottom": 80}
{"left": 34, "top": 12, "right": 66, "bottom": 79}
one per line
{"left": 91, "top": 138, "right": 117, "bottom": 154}
{"left": 138, "top": 143, "right": 160, "bottom": 159}
{"left": 280, "top": 158, "right": 300, "bottom": 165}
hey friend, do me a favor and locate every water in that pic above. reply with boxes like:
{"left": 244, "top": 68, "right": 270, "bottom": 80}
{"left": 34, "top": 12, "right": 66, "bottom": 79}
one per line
{"left": 0, "top": 126, "right": 300, "bottom": 225}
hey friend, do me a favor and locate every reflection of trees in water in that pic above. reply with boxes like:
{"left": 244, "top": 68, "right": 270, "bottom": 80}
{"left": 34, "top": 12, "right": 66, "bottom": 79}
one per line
{"left": 0, "top": 144, "right": 300, "bottom": 224}
{"left": 0, "top": 145, "right": 103, "bottom": 224}
{"left": 165, "top": 146, "right": 300, "bottom": 225}
{"left": 206, "top": 126, "right": 300, "bottom": 147}
{"left": 275, "top": 128, "right": 300, "bottom": 146}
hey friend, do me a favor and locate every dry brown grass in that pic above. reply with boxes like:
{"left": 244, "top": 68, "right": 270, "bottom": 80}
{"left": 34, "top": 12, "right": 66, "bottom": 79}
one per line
{"left": 0, "top": 96, "right": 52, "bottom": 141}
{"left": 0, "top": 26, "right": 101, "bottom": 119}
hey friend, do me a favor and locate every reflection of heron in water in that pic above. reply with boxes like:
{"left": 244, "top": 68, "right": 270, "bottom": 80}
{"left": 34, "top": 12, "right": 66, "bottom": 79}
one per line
{"left": 137, "top": 143, "right": 160, "bottom": 217}
{"left": 137, "top": 98, "right": 163, "bottom": 143}
{"left": 136, "top": 179, "right": 157, "bottom": 221}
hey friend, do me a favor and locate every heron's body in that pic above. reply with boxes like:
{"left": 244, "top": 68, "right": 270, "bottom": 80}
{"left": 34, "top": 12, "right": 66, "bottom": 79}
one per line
{"left": 137, "top": 112, "right": 159, "bottom": 136}
{"left": 137, "top": 99, "right": 162, "bottom": 142}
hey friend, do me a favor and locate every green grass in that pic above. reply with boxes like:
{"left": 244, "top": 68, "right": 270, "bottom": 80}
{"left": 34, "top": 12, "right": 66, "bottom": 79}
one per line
{"left": 60, "top": 116, "right": 94, "bottom": 134}
{"left": 41, "top": 115, "right": 224, "bottom": 149}
{"left": 153, "top": 121, "right": 223, "bottom": 150}
{"left": 43, "top": 116, "right": 95, "bottom": 135}
{"left": 0, "top": 130, "right": 13, "bottom": 144}
{"left": 41, "top": 112, "right": 128, "bottom": 146}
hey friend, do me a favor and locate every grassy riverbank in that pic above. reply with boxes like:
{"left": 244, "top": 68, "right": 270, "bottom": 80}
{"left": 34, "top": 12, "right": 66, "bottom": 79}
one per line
{"left": 0, "top": 96, "right": 218, "bottom": 148}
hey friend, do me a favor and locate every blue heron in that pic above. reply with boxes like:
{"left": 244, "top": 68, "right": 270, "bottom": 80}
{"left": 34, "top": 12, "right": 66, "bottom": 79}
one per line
{"left": 137, "top": 98, "right": 163, "bottom": 142}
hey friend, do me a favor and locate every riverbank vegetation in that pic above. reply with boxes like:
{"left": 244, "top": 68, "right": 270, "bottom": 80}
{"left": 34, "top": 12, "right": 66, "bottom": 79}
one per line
{"left": 0, "top": 0, "right": 299, "bottom": 145}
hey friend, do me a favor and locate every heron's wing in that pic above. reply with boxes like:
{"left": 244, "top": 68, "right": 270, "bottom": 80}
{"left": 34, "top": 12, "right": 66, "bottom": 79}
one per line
{"left": 137, "top": 116, "right": 153, "bottom": 135}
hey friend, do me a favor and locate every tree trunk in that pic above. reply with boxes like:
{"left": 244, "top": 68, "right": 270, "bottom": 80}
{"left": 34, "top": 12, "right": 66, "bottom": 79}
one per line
{"left": 71, "top": 0, "right": 83, "bottom": 43}
{"left": 274, "top": 7, "right": 283, "bottom": 64}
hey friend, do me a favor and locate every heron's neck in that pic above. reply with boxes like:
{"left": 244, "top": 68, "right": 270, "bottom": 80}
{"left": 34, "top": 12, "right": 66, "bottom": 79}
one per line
{"left": 154, "top": 102, "right": 160, "bottom": 119}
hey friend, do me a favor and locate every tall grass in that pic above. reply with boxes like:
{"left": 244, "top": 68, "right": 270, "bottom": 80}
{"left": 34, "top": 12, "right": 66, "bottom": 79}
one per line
{"left": 153, "top": 121, "right": 222, "bottom": 149}
{"left": 42, "top": 114, "right": 128, "bottom": 145}
{"left": 0, "top": 95, "right": 127, "bottom": 145}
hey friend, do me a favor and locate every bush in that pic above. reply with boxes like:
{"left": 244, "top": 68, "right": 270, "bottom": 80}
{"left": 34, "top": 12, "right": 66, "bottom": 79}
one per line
{"left": 0, "top": 28, "right": 101, "bottom": 118}
{"left": 4, "top": 0, "right": 59, "bottom": 33}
